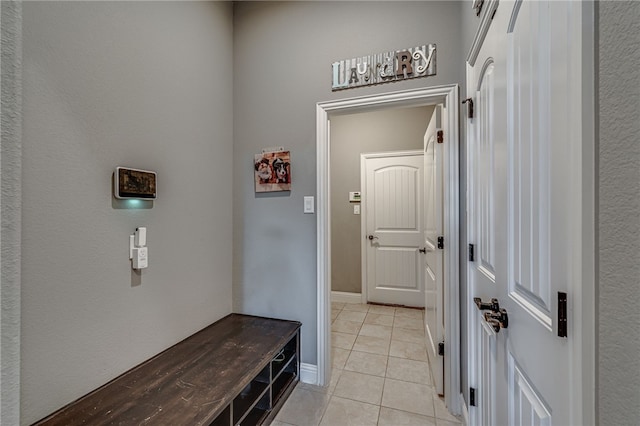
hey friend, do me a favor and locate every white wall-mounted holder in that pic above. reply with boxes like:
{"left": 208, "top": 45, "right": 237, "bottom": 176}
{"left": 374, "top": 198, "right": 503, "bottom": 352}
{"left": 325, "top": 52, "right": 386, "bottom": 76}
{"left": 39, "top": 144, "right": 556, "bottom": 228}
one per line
{"left": 261, "top": 146, "right": 285, "bottom": 154}
{"left": 129, "top": 227, "right": 148, "bottom": 270}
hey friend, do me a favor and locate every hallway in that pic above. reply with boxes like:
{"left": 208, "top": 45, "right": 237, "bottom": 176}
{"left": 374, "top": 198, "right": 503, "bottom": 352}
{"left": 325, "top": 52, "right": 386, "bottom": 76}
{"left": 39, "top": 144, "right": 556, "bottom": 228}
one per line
{"left": 273, "top": 302, "right": 462, "bottom": 425}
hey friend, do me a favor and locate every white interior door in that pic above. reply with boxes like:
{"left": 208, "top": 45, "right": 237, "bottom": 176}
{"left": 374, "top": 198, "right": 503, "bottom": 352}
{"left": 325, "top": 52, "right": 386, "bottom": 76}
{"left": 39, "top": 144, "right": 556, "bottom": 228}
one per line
{"left": 467, "top": 1, "right": 582, "bottom": 424}
{"left": 362, "top": 152, "right": 425, "bottom": 307}
{"left": 423, "top": 107, "right": 445, "bottom": 395}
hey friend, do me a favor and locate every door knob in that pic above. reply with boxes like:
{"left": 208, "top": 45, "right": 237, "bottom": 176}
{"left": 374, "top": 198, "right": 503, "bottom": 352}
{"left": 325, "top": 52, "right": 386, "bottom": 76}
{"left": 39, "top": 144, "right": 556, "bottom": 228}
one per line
{"left": 368, "top": 235, "right": 378, "bottom": 241}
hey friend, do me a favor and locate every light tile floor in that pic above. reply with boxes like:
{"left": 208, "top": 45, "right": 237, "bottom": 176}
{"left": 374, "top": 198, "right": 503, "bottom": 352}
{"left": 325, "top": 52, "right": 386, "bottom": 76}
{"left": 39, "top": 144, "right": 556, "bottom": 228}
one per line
{"left": 273, "top": 302, "right": 463, "bottom": 426}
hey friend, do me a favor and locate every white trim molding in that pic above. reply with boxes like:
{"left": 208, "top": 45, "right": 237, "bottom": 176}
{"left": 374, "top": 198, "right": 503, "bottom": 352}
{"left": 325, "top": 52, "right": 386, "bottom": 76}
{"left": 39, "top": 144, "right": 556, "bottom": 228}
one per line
{"left": 300, "top": 363, "right": 318, "bottom": 385}
{"left": 330, "top": 291, "right": 362, "bottom": 305}
{"left": 460, "top": 392, "right": 470, "bottom": 426}
{"left": 316, "top": 85, "right": 461, "bottom": 413}
{"left": 575, "top": 1, "right": 596, "bottom": 424}
{"left": 467, "top": 0, "right": 500, "bottom": 67}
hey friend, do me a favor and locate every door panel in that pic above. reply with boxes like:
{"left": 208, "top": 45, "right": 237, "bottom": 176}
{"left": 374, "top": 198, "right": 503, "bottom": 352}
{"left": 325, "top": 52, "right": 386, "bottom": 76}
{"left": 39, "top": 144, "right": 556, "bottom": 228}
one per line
{"left": 505, "top": 2, "right": 575, "bottom": 425}
{"left": 507, "top": 0, "right": 553, "bottom": 327}
{"left": 375, "top": 247, "right": 419, "bottom": 291}
{"left": 508, "top": 354, "right": 552, "bottom": 426}
{"left": 477, "top": 318, "right": 496, "bottom": 426}
{"left": 374, "top": 167, "right": 419, "bottom": 230}
{"left": 476, "top": 59, "right": 497, "bottom": 284}
{"left": 364, "top": 154, "right": 425, "bottom": 307}
{"left": 467, "top": 1, "right": 580, "bottom": 425}
{"left": 469, "top": 37, "right": 506, "bottom": 423}
{"left": 423, "top": 107, "right": 444, "bottom": 394}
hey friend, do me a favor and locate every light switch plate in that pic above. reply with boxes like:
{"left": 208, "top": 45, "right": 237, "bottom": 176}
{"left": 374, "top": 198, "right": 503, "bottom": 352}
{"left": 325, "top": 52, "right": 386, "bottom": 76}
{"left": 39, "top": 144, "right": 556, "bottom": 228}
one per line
{"left": 304, "top": 196, "right": 314, "bottom": 214}
{"left": 354, "top": 205, "right": 361, "bottom": 215}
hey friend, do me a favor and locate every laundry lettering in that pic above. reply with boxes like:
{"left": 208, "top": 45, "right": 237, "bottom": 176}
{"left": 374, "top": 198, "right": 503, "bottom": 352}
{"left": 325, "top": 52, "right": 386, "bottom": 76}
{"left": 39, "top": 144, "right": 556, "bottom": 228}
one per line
{"left": 331, "top": 44, "right": 436, "bottom": 91}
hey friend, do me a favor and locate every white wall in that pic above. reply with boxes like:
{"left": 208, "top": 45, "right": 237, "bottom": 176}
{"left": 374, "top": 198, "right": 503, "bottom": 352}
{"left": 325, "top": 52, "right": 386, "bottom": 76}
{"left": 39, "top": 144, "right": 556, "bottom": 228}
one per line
{"left": 20, "top": 2, "right": 234, "bottom": 423}
{"left": 233, "top": 1, "right": 464, "bottom": 366}
{"left": 597, "top": 1, "right": 640, "bottom": 422}
{"left": 330, "top": 106, "right": 434, "bottom": 294}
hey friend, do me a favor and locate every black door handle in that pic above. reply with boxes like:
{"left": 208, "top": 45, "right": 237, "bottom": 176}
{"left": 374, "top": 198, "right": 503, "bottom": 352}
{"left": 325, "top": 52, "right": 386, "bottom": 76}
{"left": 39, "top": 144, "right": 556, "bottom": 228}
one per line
{"left": 474, "top": 297, "right": 509, "bottom": 332}
{"left": 484, "top": 310, "right": 509, "bottom": 332}
{"left": 474, "top": 297, "right": 500, "bottom": 312}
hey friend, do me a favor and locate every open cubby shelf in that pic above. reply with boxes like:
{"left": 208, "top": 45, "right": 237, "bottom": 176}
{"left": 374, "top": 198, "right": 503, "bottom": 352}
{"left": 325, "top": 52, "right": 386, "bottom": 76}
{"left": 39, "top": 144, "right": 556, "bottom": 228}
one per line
{"left": 226, "top": 334, "right": 300, "bottom": 426}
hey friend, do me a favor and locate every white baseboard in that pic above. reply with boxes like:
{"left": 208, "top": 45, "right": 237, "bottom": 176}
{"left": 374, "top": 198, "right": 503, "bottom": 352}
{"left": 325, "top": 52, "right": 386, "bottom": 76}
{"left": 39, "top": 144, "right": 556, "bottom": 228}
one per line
{"left": 460, "top": 392, "right": 469, "bottom": 425}
{"left": 300, "top": 363, "right": 318, "bottom": 385}
{"left": 331, "top": 291, "right": 363, "bottom": 304}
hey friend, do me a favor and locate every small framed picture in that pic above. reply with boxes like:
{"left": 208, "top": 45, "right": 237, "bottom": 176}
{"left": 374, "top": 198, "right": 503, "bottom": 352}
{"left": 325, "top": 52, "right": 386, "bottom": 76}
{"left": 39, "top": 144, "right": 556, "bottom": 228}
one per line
{"left": 254, "top": 151, "right": 291, "bottom": 193}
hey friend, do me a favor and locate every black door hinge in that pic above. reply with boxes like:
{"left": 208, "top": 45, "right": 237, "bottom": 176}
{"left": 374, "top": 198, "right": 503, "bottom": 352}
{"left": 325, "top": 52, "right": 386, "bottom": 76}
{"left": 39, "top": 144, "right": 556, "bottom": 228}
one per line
{"left": 558, "top": 292, "right": 567, "bottom": 338}
{"left": 438, "top": 342, "right": 445, "bottom": 356}
{"left": 462, "top": 98, "right": 474, "bottom": 119}
{"left": 474, "top": 0, "right": 484, "bottom": 16}
{"left": 469, "top": 244, "right": 475, "bottom": 262}
{"left": 437, "top": 236, "right": 444, "bottom": 250}
{"left": 470, "top": 387, "right": 476, "bottom": 406}
{"left": 437, "top": 130, "right": 444, "bottom": 144}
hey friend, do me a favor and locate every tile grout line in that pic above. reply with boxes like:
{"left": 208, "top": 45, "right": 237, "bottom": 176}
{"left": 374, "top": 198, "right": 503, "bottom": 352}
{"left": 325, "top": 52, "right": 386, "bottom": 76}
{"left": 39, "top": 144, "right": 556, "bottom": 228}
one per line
{"left": 314, "top": 389, "right": 332, "bottom": 426}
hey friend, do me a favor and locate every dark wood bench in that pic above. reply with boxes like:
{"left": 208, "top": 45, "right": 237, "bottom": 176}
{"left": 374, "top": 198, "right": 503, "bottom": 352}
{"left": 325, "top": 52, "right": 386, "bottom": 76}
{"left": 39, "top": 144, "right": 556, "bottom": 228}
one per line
{"left": 34, "top": 314, "right": 301, "bottom": 426}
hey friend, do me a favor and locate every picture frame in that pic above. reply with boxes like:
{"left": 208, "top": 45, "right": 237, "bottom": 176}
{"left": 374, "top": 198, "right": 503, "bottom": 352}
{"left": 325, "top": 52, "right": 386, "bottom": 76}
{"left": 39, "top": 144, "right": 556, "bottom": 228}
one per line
{"left": 254, "top": 150, "right": 291, "bottom": 193}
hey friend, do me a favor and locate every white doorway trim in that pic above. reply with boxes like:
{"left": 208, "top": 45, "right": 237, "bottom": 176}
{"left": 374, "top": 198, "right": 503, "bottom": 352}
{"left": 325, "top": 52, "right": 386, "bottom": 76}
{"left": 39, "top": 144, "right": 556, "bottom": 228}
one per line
{"left": 316, "top": 85, "right": 461, "bottom": 413}
{"left": 359, "top": 149, "right": 424, "bottom": 306}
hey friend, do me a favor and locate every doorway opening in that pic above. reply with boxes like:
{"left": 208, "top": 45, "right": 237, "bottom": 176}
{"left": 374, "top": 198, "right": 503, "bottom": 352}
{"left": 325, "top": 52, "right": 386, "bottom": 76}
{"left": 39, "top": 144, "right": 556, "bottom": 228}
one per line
{"left": 316, "top": 85, "right": 461, "bottom": 414}
{"left": 330, "top": 104, "right": 432, "bottom": 307}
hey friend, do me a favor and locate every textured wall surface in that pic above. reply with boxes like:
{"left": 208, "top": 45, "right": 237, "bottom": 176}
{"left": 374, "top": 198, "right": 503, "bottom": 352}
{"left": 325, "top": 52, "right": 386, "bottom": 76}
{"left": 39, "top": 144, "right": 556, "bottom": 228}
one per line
{"left": 598, "top": 1, "right": 640, "bottom": 423}
{"left": 20, "top": 2, "right": 233, "bottom": 423}
{"left": 330, "top": 106, "right": 433, "bottom": 294}
{"left": 1, "top": 2, "right": 22, "bottom": 425}
{"left": 233, "top": 1, "right": 463, "bottom": 365}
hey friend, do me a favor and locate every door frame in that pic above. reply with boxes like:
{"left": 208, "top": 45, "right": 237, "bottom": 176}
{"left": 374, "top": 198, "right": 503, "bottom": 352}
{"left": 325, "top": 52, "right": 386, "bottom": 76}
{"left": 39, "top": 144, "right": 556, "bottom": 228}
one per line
{"left": 316, "top": 85, "right": 461, "bottom": 413}
{"left": 359, "top": 149, "right": 425, "bottom": 305}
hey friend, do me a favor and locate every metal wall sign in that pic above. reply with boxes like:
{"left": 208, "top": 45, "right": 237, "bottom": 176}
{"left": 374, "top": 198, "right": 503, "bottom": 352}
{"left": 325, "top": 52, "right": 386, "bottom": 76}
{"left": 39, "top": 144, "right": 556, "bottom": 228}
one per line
{"left": 331, "top": 44, "right": 436, "bottom": 91}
